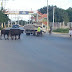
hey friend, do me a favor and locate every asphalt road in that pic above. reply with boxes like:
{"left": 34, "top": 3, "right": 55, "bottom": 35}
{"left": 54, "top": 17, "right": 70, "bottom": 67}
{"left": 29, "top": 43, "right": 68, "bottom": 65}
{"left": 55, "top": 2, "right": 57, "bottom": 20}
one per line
{"left": 0, "top": 33, "right": 72, "bottom": 72}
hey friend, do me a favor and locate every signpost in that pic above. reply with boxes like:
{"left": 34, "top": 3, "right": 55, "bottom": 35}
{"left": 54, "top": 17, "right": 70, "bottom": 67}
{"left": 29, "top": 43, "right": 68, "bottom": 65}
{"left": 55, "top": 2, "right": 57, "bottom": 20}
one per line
{"left": 47, "top": 0, "right": 49, "bottom": 32}
{"left": 4, "top": 10, "right": 34, "bottom": 15}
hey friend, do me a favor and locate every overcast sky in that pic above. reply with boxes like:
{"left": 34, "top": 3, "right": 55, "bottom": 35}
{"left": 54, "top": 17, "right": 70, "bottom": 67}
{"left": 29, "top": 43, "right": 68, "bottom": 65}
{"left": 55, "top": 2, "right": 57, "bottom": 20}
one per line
{"left": 0, "top": 0, "right": 72, "bottom": 21}
{"left": 3, "top": 0, "right": 72, "bottom": 10}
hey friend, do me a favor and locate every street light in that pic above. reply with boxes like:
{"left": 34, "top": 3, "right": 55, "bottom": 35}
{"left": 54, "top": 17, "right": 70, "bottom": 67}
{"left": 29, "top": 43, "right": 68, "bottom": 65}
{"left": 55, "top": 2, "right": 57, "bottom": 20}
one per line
{"left": 47, "top": 0, "right": 49, "bottom": 32}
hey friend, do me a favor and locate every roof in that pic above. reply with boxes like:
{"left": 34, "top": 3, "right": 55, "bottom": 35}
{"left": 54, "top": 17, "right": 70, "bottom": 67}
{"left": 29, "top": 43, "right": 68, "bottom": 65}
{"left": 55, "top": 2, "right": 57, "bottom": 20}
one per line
{"left": 38, "top": 14, "right": 47, "bottom": 20}
{"left": 42, "top": 14, "right": 47, "bottom": 18}
{"left": 37, "top": 11, "right": 47, "bottom": 20}
{"left": 31, "top": 11, "right": 47, "bottom": 22}
{"left": 42, "top": 22, "right": 47, "bottom": 25}
{"left": 37, "top": 11, "right": 43, "bottom": 16}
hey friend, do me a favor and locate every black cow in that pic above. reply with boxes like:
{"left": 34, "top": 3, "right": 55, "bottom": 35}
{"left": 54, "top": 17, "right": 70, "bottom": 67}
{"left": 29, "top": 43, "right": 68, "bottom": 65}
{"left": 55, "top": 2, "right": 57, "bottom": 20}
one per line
{"left": 1, "top": 29, "right": 24, "bottom": 40}
{"left": 9, "top": 29, "right": 22, "bottom": 40}
{"left": 1, "top": 29, "right": 10, "bottom": 40}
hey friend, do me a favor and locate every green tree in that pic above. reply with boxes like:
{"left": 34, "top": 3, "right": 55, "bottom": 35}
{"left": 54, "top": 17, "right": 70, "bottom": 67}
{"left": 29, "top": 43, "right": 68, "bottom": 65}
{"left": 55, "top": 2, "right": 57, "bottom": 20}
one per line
{"left": 66, "top": 7, "right": 72, "bottom": 22}
{"left": 0, "top": 11, "right": 9, "bottom": 24}
{"left": 38, "top": 6, "right": 69, "bottom": 24}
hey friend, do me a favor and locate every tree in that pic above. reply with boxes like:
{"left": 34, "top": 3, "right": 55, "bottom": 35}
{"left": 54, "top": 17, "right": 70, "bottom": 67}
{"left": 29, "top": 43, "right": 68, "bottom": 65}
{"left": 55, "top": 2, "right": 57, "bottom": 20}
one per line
{"left": 38, "top": 5, "right": 69, "bottom": 24}
{"left": 66, "top": 7, "right": 72, "bottom": 22}
{"left": 15, "top": 20, "right": 27, "bottom": 25}
{"left": 0, "top": 11, "right": 9, "bottom": 24}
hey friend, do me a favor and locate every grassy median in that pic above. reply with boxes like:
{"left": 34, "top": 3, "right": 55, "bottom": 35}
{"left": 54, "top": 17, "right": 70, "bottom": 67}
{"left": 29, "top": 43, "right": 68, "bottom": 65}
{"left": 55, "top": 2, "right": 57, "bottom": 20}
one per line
{"left": 53, "top": 28, "right": 69, "bottom": 33}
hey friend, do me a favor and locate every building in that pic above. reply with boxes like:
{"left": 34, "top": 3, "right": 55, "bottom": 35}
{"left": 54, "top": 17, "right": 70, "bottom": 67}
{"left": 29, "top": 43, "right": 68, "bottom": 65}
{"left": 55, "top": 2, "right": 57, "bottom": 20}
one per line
{"left": 31, "top": 11, "right": 47, "bottom": 23}
{"left": 31, "top": 11, "right": 48, "bottom": 32}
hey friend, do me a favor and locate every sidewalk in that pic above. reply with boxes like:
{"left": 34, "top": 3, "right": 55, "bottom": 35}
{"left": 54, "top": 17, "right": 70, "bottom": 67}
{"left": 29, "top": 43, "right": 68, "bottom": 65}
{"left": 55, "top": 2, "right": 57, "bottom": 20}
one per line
{"left": 45, "top": 31, "right": 70, "bottom": 38}
{"left": 52, "top": 32, "right": 70, "bottom": 37}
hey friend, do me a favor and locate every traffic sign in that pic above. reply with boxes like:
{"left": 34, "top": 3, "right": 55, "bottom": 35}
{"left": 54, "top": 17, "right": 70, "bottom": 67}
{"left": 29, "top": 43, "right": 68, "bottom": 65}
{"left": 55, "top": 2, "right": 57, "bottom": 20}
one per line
{"left": 19, "top": 11, "right": 29, "bottom": 15}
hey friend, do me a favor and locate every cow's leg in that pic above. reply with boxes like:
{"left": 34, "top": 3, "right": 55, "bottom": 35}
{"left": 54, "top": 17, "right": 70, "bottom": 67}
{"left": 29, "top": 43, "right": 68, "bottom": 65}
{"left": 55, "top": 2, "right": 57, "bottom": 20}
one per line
{"left": 11, "top": 35, "right": 12, "bottom": 40}
{"left": 70, "top": 35, "right": 71, "bottom": 37}
{"left": 7, "top": 34, "right": 9, "bottom": 40}
{"left": 4, "top": 34, "right": 6, "bottom": 40}
{"left": 0, "top": 33, "right": 2, "bottom": 40}
{"left": 11, "top": 35, "right": 13, "bottom": 40}
{"left": 18, "top": 34, "right": 20, "bottom": 39}
{"left": 12, "top": 36, "right": 13, "bottom": 40}
{"left": 15, "top": 35, "right": 16, "bottom": 40}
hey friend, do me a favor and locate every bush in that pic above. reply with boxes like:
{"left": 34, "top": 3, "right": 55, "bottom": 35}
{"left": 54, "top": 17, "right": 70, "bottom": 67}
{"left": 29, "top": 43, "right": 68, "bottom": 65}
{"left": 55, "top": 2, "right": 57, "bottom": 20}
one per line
{"left": 53, "top": 28, "right": 69, "bottom": 33}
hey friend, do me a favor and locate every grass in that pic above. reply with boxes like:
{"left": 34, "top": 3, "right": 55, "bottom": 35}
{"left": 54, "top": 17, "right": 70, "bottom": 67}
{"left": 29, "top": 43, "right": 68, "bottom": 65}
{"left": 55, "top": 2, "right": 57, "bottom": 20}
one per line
{"left": 53, "top": 28, "right": 69, "bottom": 33}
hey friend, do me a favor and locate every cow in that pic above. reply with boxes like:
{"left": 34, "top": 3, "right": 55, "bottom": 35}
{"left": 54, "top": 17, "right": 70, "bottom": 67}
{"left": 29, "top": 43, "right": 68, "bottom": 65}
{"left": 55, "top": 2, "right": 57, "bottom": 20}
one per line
{"left": 9, "top": 29, "right": 22, "bottom": 40}
{"left": 1, "top": 29, "right": 10, "bottom": 40}
{"left": 0, "top": 28, "right": 24, "bottom": 40}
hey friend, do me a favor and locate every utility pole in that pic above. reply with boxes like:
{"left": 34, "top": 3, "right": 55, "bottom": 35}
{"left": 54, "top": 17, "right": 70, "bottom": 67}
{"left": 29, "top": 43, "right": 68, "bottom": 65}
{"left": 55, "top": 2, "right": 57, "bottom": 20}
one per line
{"left": 17, "top": 14, "right": 19, "bottom": 25}
{"left": 53, "top": 6, "right": 55, "bottom": 29}
{"left": 29, "top": 15, "right": 30, "bottom": 24}
{"left": 37, "top": 13, "right": 38, "bottom": 23}
{"left": 31, "top": 8, "right": 32, "bottom": 24}
{"left": 47, "top": 0, "right": 49, "bottom": 32}
{"left": 15, "top": 16, "right": 16, "bottom": 25}
{"left": 1, "top": 0, "right": 3, "bottom": 10}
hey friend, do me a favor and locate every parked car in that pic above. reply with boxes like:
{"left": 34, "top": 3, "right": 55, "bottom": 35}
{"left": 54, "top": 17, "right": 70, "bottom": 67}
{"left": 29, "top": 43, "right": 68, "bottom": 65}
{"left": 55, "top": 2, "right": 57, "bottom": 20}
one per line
{"left": 12, "top": 25, "right": 19, "bottom": 28}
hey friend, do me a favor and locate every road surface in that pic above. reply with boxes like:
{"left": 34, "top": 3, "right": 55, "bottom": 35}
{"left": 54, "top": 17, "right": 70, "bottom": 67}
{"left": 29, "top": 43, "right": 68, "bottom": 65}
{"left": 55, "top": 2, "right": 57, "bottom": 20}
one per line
{"left": 0, "top": 33, "right": 72, "bottom": 72}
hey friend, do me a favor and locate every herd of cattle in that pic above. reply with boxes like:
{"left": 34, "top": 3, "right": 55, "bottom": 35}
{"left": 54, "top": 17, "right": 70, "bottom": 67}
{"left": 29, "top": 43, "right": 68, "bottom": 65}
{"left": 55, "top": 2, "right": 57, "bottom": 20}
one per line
{"left": 0, "top": 29, "right": 24, "bottom": 40}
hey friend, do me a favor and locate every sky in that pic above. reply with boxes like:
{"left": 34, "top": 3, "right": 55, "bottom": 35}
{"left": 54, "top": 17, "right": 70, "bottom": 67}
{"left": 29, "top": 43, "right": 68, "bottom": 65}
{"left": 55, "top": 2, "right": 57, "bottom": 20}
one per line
{"left": 3, "top": 0, "right": 72, "bottom": 10}
{"left": 0, "top": 0, "right": 72, "bottom": 21}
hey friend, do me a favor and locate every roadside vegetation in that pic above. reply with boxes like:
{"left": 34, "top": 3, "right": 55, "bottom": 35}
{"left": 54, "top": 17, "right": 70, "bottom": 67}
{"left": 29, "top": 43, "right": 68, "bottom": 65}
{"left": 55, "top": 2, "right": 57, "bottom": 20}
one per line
{"left": 0, "top": 10, "right": 9, "bottom": 29}
{"left": 53, "top": 28, "right": 69, "bottom": 33}
{"left": 0, "top": 11, "right": 9, "bottom": 23}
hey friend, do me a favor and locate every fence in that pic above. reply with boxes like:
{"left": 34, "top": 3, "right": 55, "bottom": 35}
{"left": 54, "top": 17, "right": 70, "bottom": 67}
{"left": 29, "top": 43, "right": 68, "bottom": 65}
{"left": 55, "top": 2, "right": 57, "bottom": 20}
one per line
{"left": 49, "top": 22, "right": 72, "bottom": 30}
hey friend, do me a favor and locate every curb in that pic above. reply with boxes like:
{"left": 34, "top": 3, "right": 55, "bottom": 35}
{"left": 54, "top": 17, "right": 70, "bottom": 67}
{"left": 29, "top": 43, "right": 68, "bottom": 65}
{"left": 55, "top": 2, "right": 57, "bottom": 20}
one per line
{"left": 52, "top": 32, "right": 69, "bottom": 37}
{"left": 52, "top": 32, "right": 68, "bottom": 34}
